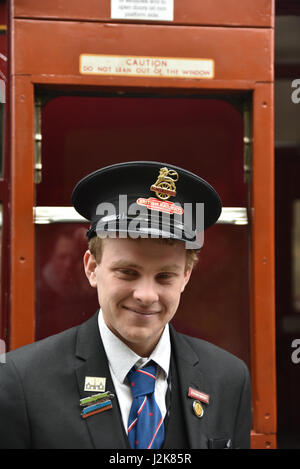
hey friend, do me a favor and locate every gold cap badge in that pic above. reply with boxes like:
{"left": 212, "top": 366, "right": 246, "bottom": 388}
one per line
{"left": 150, "top": 167, "right": 179, "bottom": 200}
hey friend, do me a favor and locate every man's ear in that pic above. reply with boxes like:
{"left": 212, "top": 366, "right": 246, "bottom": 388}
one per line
{"left": 181, "top": 267, "right": 193, "bottom": 293}
{"left": 83, "top": 250, "right": 98, "bottom": 288}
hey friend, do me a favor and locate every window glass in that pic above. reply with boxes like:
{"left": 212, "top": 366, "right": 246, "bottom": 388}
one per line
{"left": 35, "top": 95, "right": 250, "bottom": 366}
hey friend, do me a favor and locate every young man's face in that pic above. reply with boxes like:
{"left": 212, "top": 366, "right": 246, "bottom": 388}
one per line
{"left": 84, "top": 237, "right": 192, "bottom": 357}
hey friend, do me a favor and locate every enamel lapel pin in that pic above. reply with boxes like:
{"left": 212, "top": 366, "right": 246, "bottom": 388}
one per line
{"left": 84, "top": 376, "right": 106, "bottom": 393}
{"left": 80, "top": 391, "right": 115, "bottom": 419}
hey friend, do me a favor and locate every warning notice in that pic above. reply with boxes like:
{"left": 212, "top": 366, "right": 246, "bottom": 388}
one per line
{"left": 111, "top": 0, "right": 174, "bottom": 21}
{"left": 80, "top": 55, "right": 214, "bottom": 80}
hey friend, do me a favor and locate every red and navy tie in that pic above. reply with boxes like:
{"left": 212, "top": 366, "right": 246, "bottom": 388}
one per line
{"left": 127, "top": 363, "right": 164, "bottom": 449}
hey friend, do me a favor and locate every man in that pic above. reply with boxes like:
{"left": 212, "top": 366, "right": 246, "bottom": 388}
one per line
{"left": 0, "top": 161, "right": 251, "bottom": 449}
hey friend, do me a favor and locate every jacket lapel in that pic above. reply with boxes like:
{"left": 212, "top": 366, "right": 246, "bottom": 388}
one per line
{"left": 74, "top": 313, "right": 129, "bottom": 449}
{"left": 169, "top": 325, "right": 209, "bottom": 449}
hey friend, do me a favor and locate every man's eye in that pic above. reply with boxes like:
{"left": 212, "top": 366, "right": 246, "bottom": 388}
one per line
{"left": 116, "top": 269, "right": 137, "bottom": 277}
{"left": 157, "top": 273, "right": 176, "bottom": 281}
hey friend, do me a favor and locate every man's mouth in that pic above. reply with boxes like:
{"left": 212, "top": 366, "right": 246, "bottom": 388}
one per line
{"left": 122, "top": 305, "right": 160, "bottom": 316}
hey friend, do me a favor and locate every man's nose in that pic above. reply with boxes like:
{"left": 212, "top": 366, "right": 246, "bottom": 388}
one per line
{"left": 132, "top": 278, "right": 159, "bottom": 305}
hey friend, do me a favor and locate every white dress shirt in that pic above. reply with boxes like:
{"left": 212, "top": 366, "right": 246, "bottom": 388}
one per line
{"left": 98, "top": 309, "right": 171, "bottom": 434}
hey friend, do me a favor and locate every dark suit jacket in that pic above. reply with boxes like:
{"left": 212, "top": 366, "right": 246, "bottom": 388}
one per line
{"left": 0, "top": 313, "right": 251, "bottom": 449}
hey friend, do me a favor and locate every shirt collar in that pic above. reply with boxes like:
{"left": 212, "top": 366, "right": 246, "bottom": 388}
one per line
{"left": 98, "top": 309, "right": 171, "bottom": 384}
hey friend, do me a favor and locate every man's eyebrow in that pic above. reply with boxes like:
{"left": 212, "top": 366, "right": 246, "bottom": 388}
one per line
{"left": 110, "top": 260, "right": 141, "bottom": 269}
{"left": 109, "top": 260, "right": 182, "bottom": 271}
{"left": 158, "top": 264, "right": 182, "bottom": 271}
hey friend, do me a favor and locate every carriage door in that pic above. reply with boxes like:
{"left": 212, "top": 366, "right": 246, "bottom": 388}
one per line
{"left": 8, "top": 0, "right": 275, "bottom": 448}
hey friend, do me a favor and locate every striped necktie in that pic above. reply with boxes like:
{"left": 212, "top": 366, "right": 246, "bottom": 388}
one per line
{"left": 127, "top": 362, "right": 164, "bottom": 449}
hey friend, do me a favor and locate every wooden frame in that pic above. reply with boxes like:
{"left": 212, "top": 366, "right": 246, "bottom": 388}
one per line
{"left": 8, "top": 0, "right": 276, "bottom": 448}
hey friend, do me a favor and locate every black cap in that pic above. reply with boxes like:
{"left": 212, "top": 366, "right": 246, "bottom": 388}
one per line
{"left": 72, "top": 161, "right": 222, "bottom": 249}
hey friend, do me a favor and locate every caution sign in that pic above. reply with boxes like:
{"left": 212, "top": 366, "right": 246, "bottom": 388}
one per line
{"left": 80, "top": 54, "right": 215, "bottom": 80}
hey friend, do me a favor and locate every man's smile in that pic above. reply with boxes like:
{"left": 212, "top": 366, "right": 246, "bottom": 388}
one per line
{"left": 122, "top": 305, "right": 161, "bottom": 316}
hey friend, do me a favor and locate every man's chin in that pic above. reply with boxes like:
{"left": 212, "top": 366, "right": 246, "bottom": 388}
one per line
{"left": 119, "top": 327, "right": 163, "bottom": 356}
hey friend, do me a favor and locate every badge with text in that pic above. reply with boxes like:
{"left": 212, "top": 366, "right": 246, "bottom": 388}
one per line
{"left": 137, "top": 197, "right": 183, "bottom": 215}
{"left": 84, "top": 376, "right": 106, "bottom": 393}
{"left": 188, "top": 387, "right": 210, "bottom": 404}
